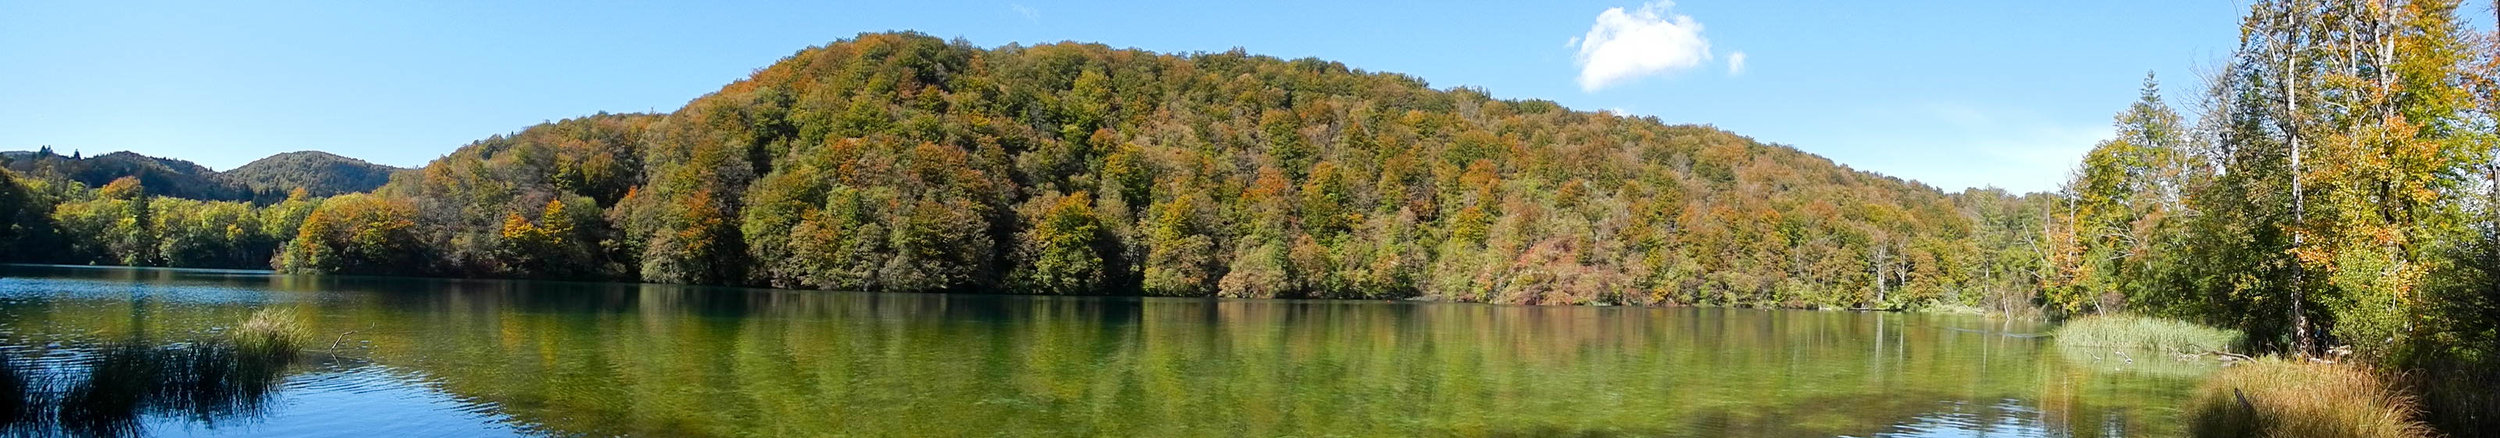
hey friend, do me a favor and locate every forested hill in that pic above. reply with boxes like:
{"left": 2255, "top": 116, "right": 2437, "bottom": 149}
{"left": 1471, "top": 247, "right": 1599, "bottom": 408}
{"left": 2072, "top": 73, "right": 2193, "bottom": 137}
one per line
{"left": 0, "top": 149, "right": 403, "bottom": 202}
{"left": 323, "top": 31, "right": 2045, "bottom": 308}
{"left": 0, "top": 150, "right": 261, "bottom": 201}
{"left": 227, "top": 151, "right": 403, "bottom": 196}
{"left": 1, "top": 32, "right": 2054, "bottom": 309}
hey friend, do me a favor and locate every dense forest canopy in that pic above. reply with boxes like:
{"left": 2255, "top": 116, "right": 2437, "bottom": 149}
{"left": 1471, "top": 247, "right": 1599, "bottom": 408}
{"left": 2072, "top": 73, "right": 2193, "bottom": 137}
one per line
{"left": 401, "top": 33, "right": 2049, "bottom": 308}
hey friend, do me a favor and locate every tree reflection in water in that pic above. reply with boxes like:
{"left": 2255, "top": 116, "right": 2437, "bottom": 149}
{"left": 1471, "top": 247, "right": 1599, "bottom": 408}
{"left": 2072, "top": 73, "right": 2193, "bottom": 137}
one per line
{"left": 0, "top": 266, "right": 2210, "bottom": 437}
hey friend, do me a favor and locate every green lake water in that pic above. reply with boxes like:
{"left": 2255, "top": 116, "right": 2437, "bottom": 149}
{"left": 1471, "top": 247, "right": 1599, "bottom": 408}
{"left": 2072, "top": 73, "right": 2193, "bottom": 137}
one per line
{"left": 0, "top": 264, "right": 2209, "bottom": 437}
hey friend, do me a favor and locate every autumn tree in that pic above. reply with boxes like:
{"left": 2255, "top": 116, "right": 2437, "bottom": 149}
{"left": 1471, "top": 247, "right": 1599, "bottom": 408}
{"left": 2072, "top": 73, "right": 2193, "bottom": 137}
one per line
{"left": 279, "top": 193, "right": 425, "bottom": 274}
{"left": 1140, "top": 193, "right": 1220, "bottom": 296}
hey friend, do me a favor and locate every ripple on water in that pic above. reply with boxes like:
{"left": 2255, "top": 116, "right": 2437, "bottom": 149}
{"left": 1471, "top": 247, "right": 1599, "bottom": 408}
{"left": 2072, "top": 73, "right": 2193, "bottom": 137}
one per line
{"left": 0, "top": 277, "right": 290, "bottom": 306}
{"left": 1862, "top": 399, "right": 2053, "bottom": 437}
{"left": 148, "top": 364, "right": 523, "bottom": 437}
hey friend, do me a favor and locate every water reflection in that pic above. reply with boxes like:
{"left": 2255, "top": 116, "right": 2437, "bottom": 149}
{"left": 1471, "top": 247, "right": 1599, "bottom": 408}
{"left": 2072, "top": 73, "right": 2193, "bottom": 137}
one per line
{"left": 0, "top": 265, "right": 2207, "bottom": 437}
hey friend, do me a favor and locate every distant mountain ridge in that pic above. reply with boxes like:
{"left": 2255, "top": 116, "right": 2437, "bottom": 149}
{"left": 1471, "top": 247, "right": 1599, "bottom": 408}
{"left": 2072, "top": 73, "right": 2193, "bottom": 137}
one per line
{"left": 0, "top": 150, "right": 259, "bottom": 201}
{"left": 0, "top": 149, "right": 402, "bottom": 201}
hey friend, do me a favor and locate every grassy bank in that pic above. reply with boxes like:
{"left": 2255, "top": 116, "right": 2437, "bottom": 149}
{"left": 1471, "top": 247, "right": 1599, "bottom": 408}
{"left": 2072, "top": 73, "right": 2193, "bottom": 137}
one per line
{"left": 2188, "top": 359, "right": 2429, "bottom": 438}
{"left": 2053, "top": 314, "right": 2242, "bottom": 355}
{"left": 2059, "top": 315, "right": 2483, "bottom": 437}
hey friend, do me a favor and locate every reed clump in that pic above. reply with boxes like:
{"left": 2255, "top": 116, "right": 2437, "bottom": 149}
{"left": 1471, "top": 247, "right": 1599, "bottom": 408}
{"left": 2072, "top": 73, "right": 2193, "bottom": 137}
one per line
{"left": 233, "top": 308, "right": 307, "bottom": 358}
{"left": 2188, "top": 359, "right": 2430, "bottom": 438}
{"left": 4, "top": 309, "right": 309, "bottom": 435}
{"left": 2053, "top": 314, "right": 2242, "bottom": 354}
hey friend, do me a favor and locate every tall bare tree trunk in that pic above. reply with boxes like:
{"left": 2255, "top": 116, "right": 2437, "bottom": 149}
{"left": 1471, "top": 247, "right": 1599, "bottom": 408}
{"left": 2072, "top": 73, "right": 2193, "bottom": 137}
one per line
{"left": 2283, "top": 0, "right": 2317, "bottom": 356}
{"left": 1871, "top": 244, "right": 1888, "bottom": 308}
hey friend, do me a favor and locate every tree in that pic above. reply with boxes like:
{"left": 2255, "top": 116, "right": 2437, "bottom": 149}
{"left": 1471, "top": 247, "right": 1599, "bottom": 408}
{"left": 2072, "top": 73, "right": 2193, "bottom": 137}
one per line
{"left": 0, "top": 169, "right": 63, "bottom": 263}
{"left": 2050, "top": 75, "right": 2200, "bottom": 316}
{"left": 1299, "top": 162, "right": 1355, "bottom": 239}
{"left": 1015, "top": 193, "right": 1110, "bottom": 294}
{"left": 1140, "top": 193, "right": 1219, "bottom": 296}
{"left": 82, "top": 176, "right": 159, "bottom": 266}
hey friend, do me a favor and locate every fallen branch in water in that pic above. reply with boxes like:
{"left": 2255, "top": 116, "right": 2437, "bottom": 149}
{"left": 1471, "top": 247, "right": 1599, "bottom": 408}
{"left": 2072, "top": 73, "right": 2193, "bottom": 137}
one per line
{"left": 328, "top": 330, "right": 357, "bottom": 351}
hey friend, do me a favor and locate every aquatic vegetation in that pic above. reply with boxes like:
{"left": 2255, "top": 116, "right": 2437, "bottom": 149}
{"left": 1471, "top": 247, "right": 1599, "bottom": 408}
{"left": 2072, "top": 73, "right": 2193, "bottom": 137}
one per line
{"left": 236, "top": 307, "right": 308, "bottom": 358}
{"left": 0, "top": 356, "right": 39, "bottom": 435}
{"left": 2053, "top": 314, "right": 2242, "bottom": 355}
{"left": 0, "top": 309, "right": 306, "bottom": 437}
{"left": 2188, "top": 359, "right": 2428, "bottom": 438}
{"left": 57, "top": 343, "right": 159, "bottom": 437}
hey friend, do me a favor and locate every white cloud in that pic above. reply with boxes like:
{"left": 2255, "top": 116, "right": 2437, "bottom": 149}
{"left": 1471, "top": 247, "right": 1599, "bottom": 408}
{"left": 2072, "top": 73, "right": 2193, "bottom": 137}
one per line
{"left": 1726, "top": 51, "right": 1747, "bottom": 76}
{"left": 1570, "top": 1, "right": 1713, "bottom": 92}
{"left": 1010, "top": 4, "right": 1038, "bottom": 22}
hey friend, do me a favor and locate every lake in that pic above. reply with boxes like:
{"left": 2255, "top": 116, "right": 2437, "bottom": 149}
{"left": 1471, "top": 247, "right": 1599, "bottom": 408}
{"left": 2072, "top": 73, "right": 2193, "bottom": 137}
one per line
{"left": 0, "top": 264, "right": 2207, "bottom": 437}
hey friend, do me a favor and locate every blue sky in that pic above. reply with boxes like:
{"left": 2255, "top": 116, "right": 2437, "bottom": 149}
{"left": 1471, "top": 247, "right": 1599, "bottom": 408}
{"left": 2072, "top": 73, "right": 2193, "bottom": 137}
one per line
{"left": 2, "top": 0, "right": 2411, "bottom": 193}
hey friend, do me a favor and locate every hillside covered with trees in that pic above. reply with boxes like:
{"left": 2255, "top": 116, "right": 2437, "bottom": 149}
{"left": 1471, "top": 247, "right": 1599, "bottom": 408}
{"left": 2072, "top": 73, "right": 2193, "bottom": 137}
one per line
{"left": 364, "top": 33, "right": 2072, "bottom": 309}
{"left": 0, "top": 148, "right": 405, "bottom": 202}
{"left": 0, "top": 149, "right": 262, "bottom": 201}
{"left": 0, "top": 32, "right": 2060, "bottom": 309}
{"left": 226, "top": 151, "right": 404, "bottom": 196}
